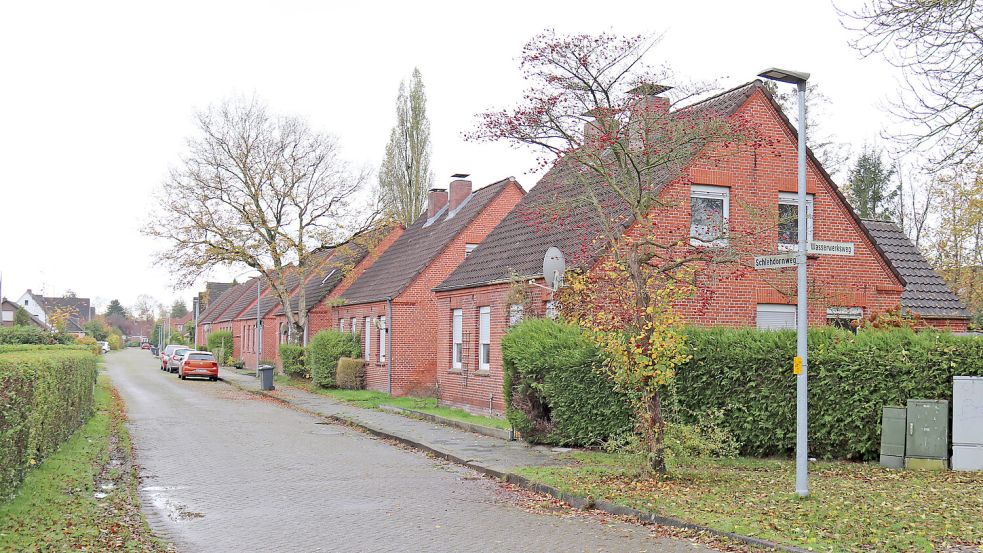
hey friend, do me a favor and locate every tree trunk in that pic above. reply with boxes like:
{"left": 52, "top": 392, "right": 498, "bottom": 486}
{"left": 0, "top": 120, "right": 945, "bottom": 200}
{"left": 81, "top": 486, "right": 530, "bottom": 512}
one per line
{"left": 642, "top": 391, "right": 667, "bottom": 473}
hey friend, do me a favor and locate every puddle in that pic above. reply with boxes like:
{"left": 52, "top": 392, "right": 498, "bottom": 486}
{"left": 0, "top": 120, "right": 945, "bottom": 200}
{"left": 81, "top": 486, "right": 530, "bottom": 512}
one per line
{"left": 93, "top": 492, "right": 108, "bottom": 499}
{"left": 145, "top": 491, "right": 205, "bottom": 522}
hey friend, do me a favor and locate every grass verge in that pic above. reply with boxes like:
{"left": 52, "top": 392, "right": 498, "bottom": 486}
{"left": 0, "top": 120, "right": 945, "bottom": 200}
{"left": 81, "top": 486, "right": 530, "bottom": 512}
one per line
{"left": 515, "top": 451, "right": 983, "bottom": 552}
{"left": 0, "top": 375, "right": 168, "bottom": 552}
{"left": 274, "top": 374, "right": 510, "bottom": 430}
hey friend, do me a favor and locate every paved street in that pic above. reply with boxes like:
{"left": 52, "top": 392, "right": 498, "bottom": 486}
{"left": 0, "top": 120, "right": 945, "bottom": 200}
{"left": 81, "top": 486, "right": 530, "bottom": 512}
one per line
{"left": 106, "top": 349, "right": 715, "bottom": 553}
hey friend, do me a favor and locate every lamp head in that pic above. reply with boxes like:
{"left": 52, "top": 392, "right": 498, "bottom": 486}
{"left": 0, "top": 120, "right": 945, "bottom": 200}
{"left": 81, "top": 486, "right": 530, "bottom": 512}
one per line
{"left": 757, "top": 67, "right": 810, "bottom": 85}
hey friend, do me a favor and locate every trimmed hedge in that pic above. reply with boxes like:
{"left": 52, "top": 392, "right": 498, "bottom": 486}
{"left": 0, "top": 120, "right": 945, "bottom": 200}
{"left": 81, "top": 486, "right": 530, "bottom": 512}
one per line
{"left": 206, "top": 331, "right": 234, "bottom": 362}
{"left": 0, "top": 345, "right": 90, "bottom": 355}
{"left": 307, "top": 330, "right": 361, "bottom": 388}
{"left": 0, "top": 327, "right": 74, "bottom": 345}
{"left": 676, "top": 327, "right": 983, "bottom": 460}
{"left": 502, "top": 318, "right": 633, "bottom": 445}
{"left": 0, "top": 349, "right": 98, "bottom": 498}
{"left": 336, "top": 357, "right": 367, "bottom": 389}
{"left": 279, "top": 344, "right": 305, "bottom": 377}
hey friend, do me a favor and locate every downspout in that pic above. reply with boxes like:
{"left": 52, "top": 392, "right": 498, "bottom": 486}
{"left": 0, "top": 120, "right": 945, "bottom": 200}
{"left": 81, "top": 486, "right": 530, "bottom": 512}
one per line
{"left": 386, "top": 297, "right": 393, "bottom": 396}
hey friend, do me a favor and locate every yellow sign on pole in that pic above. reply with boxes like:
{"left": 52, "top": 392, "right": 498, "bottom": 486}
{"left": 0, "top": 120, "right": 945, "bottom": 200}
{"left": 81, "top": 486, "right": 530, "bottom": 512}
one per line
{"left": 793, "top": 356, "right": 803, "bottom": 375}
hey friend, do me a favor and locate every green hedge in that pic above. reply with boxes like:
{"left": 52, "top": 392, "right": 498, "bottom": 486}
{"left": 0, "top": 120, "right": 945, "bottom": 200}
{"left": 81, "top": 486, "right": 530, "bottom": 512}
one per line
{"left": 0, "top": 345, "right": 91, "bottom": 355}
{"left": 0, "top": 349, "right": 98, "bottom": 499}
{"left": 336, "top": 357, "right": 367, "bottom": 390}
{"left": 206, "top": 331, "right": 234, "bottom": 362}
{"left": 279, "top": 344, "right": 305, "bottom": 377}
{"left": 502, "top": 318, "right": 633, "bottom": 445}
{"left": 0, "top": 327, "right": 74, "bottom": 345}
{"left": 307, "top": 330, "right": 361, "bottom": 388}
{"left": 676, "top": 327, "right": 983, "bottom": 460}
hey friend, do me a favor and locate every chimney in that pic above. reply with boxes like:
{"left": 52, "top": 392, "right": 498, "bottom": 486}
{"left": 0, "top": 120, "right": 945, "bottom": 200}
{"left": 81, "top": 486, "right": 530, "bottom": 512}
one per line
{"left": 629, "top": 83, "right": 673, "bottom": 116}
{"left": 582, "top": 107, "right": 621, "bottom": 146}
{"left": 448, "top": 174, "right": 472, "bottom": 212}
{"left": 427, "top": 188, "right": 448, "bottom": 219}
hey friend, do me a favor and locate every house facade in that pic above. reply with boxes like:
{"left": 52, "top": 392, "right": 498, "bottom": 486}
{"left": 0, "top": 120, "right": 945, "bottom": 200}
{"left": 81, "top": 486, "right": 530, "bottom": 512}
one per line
{"left": 328, "top": 177, "right": 524, "bottom": 396}
{"left": 13, "top": 289, "right": 94, "bottom": 332}
{"left": 433, "top": 81, "right": 921, "bottom": 414}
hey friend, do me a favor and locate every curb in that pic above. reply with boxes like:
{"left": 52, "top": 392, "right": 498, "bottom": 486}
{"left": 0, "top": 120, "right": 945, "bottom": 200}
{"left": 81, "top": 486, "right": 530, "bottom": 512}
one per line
{"left": 221, "top": 377, "right": 807, "bottom": 553}
{"left": 377, "top": 404, "right": 515, "bottom": 441}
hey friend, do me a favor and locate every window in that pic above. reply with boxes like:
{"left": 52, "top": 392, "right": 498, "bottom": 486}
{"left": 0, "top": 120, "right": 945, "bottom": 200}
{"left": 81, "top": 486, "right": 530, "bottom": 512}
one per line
{"left": 508, "top": 304, "right": 524, "bottom": 327}
{"left": 778, "top": 193, "right": 814, "bottom": 251}
{"left": 339, "top": 318, "right": 346, "bottom": 332}
{"left": 478, "top": 306, "right": 491, "bottom": 370}
{"left": 690, "top": 185, "right": 730, "bottom": 246}
{"left": 465, "top": 243, "right": 478, "bottom": 257}
{"left": 756, "top": 304, "right": 796, "bottom": 330}
{"left": 827, "top": 307, "right": 862, "bottom": 332}
{"left": 351, "top": 317, "right": 357, "bottom": 335}
{"left": 279, "top": 322, "right": 288, "bottom": 344}
{"left": 452, "top": 309, "right": 463, "bottom": 369}
{"left": 378, "top": 316, "right": 387, "bottom": 363}
{"left": 364, "top": 318, "right": 372, "bottom": 361}
{"left": 545, "top": 300, "right": 558, "bottom": 320}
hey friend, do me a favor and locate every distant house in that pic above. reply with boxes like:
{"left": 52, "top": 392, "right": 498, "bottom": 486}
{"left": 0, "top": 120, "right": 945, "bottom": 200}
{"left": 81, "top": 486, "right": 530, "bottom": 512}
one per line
{"left": 1, "top": 298, "right": 46, "bottom": 328}
{"left": 14, "top": 289, "right": 93, "bottom": 333}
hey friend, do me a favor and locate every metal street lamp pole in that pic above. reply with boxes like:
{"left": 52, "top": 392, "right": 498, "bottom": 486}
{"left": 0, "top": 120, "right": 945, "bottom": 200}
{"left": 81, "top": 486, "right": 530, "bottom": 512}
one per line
{"left": 758, "top": 67, "right": 811, "bottom": 497}
{"left": 256, "top": 277, "right": 261, "bottom": 373}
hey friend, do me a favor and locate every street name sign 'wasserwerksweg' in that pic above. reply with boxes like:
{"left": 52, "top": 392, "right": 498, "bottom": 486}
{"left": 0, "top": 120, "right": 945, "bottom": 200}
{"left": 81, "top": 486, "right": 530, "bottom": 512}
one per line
{"left": 754, "top": 253, "right": 797, "bottom": 270}
{"left": 807, "top": 241, "right": 854, "bottom": 256}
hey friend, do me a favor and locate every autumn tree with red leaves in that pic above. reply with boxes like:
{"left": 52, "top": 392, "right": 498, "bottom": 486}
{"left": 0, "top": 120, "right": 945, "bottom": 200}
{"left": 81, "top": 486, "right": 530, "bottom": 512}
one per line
{"left": 470, "top": 30, "right": 764, "bottom": 472}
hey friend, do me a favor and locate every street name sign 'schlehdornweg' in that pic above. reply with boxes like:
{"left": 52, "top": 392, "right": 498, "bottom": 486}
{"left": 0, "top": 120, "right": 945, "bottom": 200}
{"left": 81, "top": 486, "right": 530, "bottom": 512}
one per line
{"left": 754, "top": 253, "right": 797, "bottom": 270}
{"left": 807, "top": 240, "right": 854, "bottom": 256}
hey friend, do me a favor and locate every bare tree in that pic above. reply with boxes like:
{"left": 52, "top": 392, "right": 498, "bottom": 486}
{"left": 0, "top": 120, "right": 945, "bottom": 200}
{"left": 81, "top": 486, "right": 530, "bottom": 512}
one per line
{"left": 763, "top": 81, "right": 851, "bottom": 180}
{"left": 379, "top": 68, "right": 434, "bottom": 226}
{"left": 145, "top": 97, "right": 375, "bottom": 344}
{"left": 840, "top": 0, "right": 982, "bottom": 169}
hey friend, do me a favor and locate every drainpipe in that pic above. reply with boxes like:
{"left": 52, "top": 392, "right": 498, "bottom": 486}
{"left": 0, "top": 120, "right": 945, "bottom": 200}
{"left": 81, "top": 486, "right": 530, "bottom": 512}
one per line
{"left": 386, "top": 297, "right": 393, "bottom": 395}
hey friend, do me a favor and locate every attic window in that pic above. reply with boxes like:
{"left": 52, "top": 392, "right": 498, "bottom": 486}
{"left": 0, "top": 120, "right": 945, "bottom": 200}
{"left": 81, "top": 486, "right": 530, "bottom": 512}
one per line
{"left": 465, "top": 244, "right": 478, "bottom": 257}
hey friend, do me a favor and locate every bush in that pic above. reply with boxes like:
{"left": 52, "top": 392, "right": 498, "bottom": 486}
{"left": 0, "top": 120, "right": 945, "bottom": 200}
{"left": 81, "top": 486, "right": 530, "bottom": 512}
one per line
{"left": 0, "top": 349, "right": 98, "bottom": 498}
{"left": 206, "top": 330, "right": 234, "bottom": 363}
{"left": 107, "top": 335, "right": 122, "bottom": 351}
{"left": 307, "top": 330, "right": 361, "bottom": 388}
{"left": 279, "top": 344, "right": 305, "bottom": 377}
{"left": 502, "top": 318, "right": 633, "bottom": 445}
{"left": 336, "top": 357, "right": 367, "bottom": 389}
{"left": 0, "top": 327, "right": 74, "bottom": 345}
{"left": 75, "top": 336, "right": 100, "bottom": 355}
{"left": 675, "top": 327, "right": 983, "bottom": 460}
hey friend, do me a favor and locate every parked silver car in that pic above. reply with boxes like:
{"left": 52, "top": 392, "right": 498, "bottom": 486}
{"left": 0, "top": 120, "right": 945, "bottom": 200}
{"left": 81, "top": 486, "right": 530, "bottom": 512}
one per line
{"left": 160, "top": 344, "right": 186, "bottom": 371}
{"left": 97, "top": 341, "right": 110, "bottom": 354}
{"left": 166, "top": 347, "right": 191, "bottom": 373}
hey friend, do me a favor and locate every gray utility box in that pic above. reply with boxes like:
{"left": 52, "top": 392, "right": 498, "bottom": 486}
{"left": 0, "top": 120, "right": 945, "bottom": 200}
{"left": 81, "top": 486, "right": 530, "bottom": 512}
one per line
{"left": 905, "top": 399, "right": 949, "bottom": 468}
{"left": 880, "top": 406, "right": 907, "bottom": 469}
{"left": 953, "top": 376, "right": 983, "bottom": 471}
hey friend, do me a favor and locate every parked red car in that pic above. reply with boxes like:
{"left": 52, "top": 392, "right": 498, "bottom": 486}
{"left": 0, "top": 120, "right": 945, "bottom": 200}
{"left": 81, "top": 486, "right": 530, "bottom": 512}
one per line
{"left": 141, "top": 343, "right": 151, "bottom": 350}
{"left": 179, "top": 351, "right": 219, "bottom": 381}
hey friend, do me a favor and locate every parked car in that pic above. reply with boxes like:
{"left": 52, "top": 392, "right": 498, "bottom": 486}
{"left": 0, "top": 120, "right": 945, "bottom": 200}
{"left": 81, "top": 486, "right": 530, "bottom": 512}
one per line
{"left": 97, "top": 341, "right": 110, "bottom": 354}
{"left": 165, "top": 347, "right": 191, "bottom": 373}
{"left": 141, "top": 342, "right": 151, "bottom": 350}
{"left": 159, "top": 344, "right": 185, "bottom": 371}
{"left": 178, "top": 351, "right": 219, "bottom": 381}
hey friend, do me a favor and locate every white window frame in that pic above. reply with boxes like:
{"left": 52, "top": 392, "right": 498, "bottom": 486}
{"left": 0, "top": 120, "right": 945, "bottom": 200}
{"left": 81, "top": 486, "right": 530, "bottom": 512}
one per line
{"left": 777, "top": 192, "right": 814, "bottom": 251}
{"left": 756, "top": 304, "right": 797, "bottom": 330}
{"left": 690, "top": 184, "right": 730, "bottom": 247}
{"left": 351, "top": 317, "right": 357, "bottom": 335}
{"left": 545, "top": 300, "right": 558, "bottom": 320}
{"left": 465, "top": 243, "right": 478, "bottom": 257}
{"left": 339, "top": 318, "right": 346, "bottom": 332}
{"left": 478, "top": 306, "right": 491, "bottom": 370}
{"left": 452, "top": 309, "right": 463, "bottom": 369}
{"left": 378, "top": 316, "right": 387, "bottom": 363}
{"left": 508, "top": 304, "right": 524, "bottom": 327}
{"left": 364, "top": 318, "right": 372, "bottom": 361}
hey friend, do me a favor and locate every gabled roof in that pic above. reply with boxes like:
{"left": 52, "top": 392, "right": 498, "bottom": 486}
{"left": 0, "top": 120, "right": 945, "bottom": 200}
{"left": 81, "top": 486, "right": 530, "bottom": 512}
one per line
{"left": 272, "top": 241, "right": 373, "bottom": 316}
{"left": 201, "top": 281, "right": 234, "bottom": 311}
{"left": 198, "top": 280, "right": 252, "bottom": 324}
{"left": 41, "top": 295, "right": 92, "bottom": 322}
{"left": 1, "top": 299, "right": 47, "bottom": 328}
{"left": 436, "top": 83, "right": 759, "bottom": 292}
{"left": 861, "top": 219, "right": 970, "bottom": 319}
{"left": 341, "top": 178, "right": 517, "bottom": 304}
{"left": 218, "top": 277, "right": 266, "bottom": 323}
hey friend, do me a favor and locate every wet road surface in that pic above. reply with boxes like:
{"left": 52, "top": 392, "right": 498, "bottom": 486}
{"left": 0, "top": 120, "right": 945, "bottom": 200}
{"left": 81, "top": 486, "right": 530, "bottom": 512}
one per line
{"left": 106, "top": 349, "right": 715, "bottom": 552}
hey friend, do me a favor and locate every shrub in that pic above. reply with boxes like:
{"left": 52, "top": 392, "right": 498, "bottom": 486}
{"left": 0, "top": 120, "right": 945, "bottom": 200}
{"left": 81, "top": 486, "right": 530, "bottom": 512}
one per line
{"left": 279, "top": 344, "right": 306, "bottom": 377}
{"left": 675, "top": 327, "right": 983, "bottom": 460}
{"left": 231, "top": 358, "right": 245, "bottom": 370}
{"left": 0, "top": 349, "right": 98, "bottom": 498}
{"left": 75, "top": 336, "right": 100, "bottom": 355}
{"left": 502, "top": 318, "right": 633, "bottom": 445}
{"left": 307, "top": 330, "right": 361, "bottom": 388}
{"left": 0, "top": 327, "right": 73, "bottom": 345}
{"left": 107, "top": 335, "right": 122, "bottom": 350}
{"left": 336, "top": 357, "right": 367, "bottom": 389}
{"left": 206, "top": 330, "right": 234, "bottom": 362}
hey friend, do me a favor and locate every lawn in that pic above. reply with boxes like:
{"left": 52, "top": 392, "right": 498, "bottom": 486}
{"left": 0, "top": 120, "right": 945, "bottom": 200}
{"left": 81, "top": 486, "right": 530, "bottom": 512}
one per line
{"left": 274, "top": 375, "right": 511, "bottom": 430}
{"left": 0, "top": 376, "right": 167, "bottom": 552}
{"left": 518, "top": 452, "right": 983, "bottom": 551}
{"left": 515, "top": 451, "right": 982, "bottom": 552}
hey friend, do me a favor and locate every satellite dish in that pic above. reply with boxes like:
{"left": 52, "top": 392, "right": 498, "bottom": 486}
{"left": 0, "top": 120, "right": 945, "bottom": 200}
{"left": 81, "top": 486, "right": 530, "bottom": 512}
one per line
{"left": 543, "top": 247, "right": 566, "bottom": 291}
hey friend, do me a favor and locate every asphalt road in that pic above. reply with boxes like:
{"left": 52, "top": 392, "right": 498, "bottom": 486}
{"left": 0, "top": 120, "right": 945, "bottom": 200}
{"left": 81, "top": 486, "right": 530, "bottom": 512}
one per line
{"left": 106, "top": 349, "right": 715, "bottom": 553}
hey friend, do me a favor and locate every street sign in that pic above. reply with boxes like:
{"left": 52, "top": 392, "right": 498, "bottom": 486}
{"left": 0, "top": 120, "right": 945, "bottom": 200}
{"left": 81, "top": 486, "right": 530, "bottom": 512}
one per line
{"left": 754, "top": 253, "right": 797, "bottom": 270}
{"left": 808, "top": 241, "right": 854, "bottom": 256}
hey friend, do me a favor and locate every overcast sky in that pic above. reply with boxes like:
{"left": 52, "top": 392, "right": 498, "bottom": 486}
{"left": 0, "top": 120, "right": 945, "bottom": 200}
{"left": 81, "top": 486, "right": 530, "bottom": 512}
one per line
{"left": 0, "top": 0, "right": 898, "bottom": 313}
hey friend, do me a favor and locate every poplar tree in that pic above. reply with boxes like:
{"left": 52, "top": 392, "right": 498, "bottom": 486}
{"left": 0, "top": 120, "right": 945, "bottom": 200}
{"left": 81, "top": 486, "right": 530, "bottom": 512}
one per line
{"left": 379, "top": 68, "right": 433, "bottom": 226}
{"left": 845, "top": 146, "right": 899, "bottom": 219}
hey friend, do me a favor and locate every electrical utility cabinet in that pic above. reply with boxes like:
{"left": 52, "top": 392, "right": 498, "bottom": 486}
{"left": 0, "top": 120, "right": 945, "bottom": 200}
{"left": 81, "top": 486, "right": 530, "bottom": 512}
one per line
{"left": 952, "top": 376, "right": 983, "bottom": 471}
{"left": 880, "top": 406, "right": 907, "bottom": 469}
{"left": 905, "top": 399, "right": 949, "bottom": 470}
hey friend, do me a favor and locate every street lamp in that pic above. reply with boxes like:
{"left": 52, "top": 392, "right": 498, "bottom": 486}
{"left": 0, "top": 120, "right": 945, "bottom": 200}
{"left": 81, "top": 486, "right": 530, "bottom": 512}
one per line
{"left": 758, "top": 67, "right": 811, "bottom": 498}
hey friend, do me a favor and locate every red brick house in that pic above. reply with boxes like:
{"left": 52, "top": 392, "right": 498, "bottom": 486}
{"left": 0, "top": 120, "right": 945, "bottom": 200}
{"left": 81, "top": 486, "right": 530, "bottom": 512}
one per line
{"left": 432, "top": 80, "right": 956, "bottom": 414}
{"left": 330, "top": 176, "right": 525, "bottom": 396}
